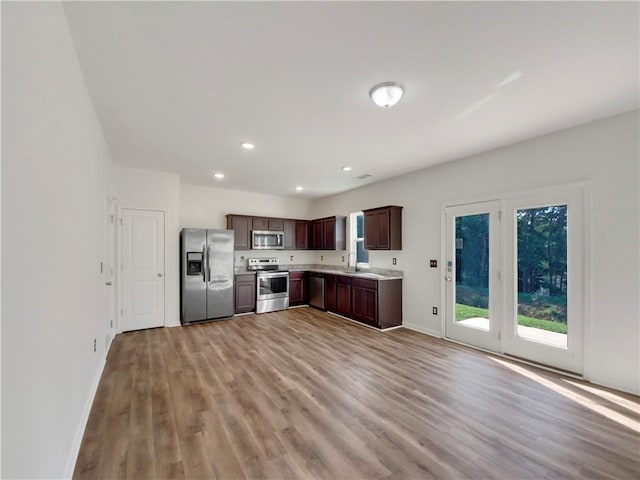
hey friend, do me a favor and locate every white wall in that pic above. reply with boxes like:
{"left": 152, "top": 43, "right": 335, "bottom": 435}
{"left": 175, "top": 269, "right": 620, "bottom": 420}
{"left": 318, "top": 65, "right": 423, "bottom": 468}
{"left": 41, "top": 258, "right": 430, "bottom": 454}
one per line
{"left": 180, "top": 183, "right": 312, "bottom": 227}
{"left": 180, "top": 183, "right": 317, "bottom": 266}
{"left": 2, "top": 3, "right": 114, "bottom": 478}
{"left": 311, "top": 110, "right": 640, "bottom": 394}
{"left": 115, "top": 167, "right": 180, "bottom": 327}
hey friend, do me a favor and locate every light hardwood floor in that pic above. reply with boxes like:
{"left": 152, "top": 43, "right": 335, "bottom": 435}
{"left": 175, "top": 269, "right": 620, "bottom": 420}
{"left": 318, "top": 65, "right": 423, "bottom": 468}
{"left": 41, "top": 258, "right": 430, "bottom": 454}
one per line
{"left": 74, "top": 307, "right": 640, "bottom": 479}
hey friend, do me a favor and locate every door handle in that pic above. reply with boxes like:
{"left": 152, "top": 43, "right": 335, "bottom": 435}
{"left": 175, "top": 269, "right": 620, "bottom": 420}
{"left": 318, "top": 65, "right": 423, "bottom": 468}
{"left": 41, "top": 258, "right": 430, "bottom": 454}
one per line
{"left": 202, "top": 245, "right": 207, "bottom": 283}
{"left": 105, "top": 281, "right": 113, "bottom": 286}
{"left": 157, "top": 273, "right": 163, "bottom": 277}
{"left": 445, "top": 277, "right": 452, "bottom": 282}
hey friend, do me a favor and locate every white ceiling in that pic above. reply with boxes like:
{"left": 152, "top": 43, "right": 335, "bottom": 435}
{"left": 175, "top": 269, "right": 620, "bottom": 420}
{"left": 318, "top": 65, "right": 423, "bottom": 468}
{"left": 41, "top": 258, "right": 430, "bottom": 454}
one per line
{"left": 63, "top": 1, "right": 639, "bottom": 199}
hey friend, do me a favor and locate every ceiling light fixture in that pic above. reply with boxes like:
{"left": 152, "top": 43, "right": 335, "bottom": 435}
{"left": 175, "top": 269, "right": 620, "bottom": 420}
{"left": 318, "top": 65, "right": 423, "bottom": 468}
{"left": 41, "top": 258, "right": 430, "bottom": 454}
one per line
{"left": 369, "top": 82, "right": 404, "bottom": 108}
{"left": 241, "top": 142, "right": 255, "bottom": 150}
{"left": 295, "top": 186, "right": 304, "bottom": 192}
{"left": 341, "top": 166, "right": 352, "bottom": 172}
{"left": 213, "top": 172, "right": 224, "bottom": 179}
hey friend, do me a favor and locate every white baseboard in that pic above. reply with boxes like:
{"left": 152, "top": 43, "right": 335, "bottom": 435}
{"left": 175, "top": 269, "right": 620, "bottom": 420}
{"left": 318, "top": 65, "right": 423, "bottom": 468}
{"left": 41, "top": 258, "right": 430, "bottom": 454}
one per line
{"left": 585, "top": 375, "right": 640, "bottom": 396}
{"left": 63, "top": 355, "right": 107, "bottom": 479}
{"left": 402, "top": 322, "right": 442, "bottom": 338}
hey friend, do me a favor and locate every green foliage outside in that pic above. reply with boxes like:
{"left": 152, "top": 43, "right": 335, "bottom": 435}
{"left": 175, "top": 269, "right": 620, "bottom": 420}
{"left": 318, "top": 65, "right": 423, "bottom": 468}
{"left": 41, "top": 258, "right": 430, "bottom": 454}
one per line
{"left": 454, "top": 205, "right": 568, "bottom": 325}
{"left": 455, "top": 303, "right": 568, "bottom": 334}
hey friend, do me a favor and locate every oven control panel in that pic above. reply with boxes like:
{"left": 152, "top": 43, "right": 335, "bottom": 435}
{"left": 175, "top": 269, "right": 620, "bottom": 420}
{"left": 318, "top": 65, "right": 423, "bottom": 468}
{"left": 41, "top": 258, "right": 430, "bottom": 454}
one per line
{"left": 247, "top": 258, "right": 279, "bottom": 270}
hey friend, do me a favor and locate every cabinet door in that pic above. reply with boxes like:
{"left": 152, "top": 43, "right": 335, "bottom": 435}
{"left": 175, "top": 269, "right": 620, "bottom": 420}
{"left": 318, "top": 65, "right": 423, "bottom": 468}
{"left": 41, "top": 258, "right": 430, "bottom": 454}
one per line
{"left": 235, "top": 276, "right": 256, "bottom": 313}
{"left": 364, "top": 212, "right": 377, "bottom": 250}
{"left": 352, "top": 286, "right": 377, "bottom": 326}
{"left": 336, "top": 282, "right": 351, "bottom": 316}
{"left": 284, "top": 220, "right": 296, "bottom": 249}
{"left": 253, "top": 218, "right": 268, "bottom": 230}
{"left": 289, "top": 276, "right": 303, "bottom": 305}
{"left": 296, "top": 221, "right": 310, "bottom": 249}
{"left": 268, "top": 218, "right": 284, "bottom": 231}
{"left": 325, "top": 277, "right": 337, "bottom": 312}
{"left": 375, "top": 209, "right": 390, "bottom": 249}
{"left": 323, "top": 218, "right": 336, "bottom": 250}
{"left": 289, "top": 272, "right": 307, "bottom": 305}
{"left": 312, "top": 220, "right": 324, "bottom": 250}
{"left": 228, "top": 216, "right": 251, "bottom": 250}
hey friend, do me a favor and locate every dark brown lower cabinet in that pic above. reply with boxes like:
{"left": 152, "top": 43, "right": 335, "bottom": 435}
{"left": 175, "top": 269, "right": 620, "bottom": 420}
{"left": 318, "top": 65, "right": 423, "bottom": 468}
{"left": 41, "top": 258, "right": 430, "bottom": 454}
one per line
{"left": 289, "top": 271, "right": 308, "bottom": 306}
{"left": 351, "top": 284, "right": 377, "bottom": 326}
{"left": 325, "top": 275, "right": 337, "bottom": 312}
{"left": 326, "top": 275, "right": 402, "bottom": 329}
{"left": 234, "top": 274, "right": 256, "bottom": 313}
{"left": 336, "top": 277, "right": 351, "bottom": 317}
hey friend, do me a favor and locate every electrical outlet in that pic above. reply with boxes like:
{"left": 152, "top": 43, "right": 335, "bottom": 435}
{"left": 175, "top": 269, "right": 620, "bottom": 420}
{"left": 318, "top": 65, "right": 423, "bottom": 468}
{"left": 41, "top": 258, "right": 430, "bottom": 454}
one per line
{"left": 432, "top": 307, "right": 438, "bottom": 315}
{"left": 342, "top": 256, "right": 345, "bottom": 262}
{"left": 93, "top": 338, "right": 97, "bottom": 352}
{"left": 430, "top": 259, "right": 438, "bottom": 268}
{"left": 290, "top": 255, "right": 294, "bottom": 261}
{"left": 321, "top": 255, "right": 324, "bottom": 261}
{"left": 392, "top": 258, "right": 397, "bottom": 265}
{"left": 240, "top": 256, "right": 245, "bottom": 261}
{"left": 110, "top": 320, "right": 113, "bottom": 328}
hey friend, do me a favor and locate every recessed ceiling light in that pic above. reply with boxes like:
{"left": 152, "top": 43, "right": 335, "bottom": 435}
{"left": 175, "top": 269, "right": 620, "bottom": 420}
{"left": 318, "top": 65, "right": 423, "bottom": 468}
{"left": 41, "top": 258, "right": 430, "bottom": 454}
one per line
{"left": 341, "top": 166, "right": 352, "bottom": 172}
{"left": 241, "top": 142, "right": 255, "bottom": 150}
{"left": 213, "top": 172, "right": 224, "bottom": 179}
{"left": 370, "top": 82, "right": 404, "bottom": 108}
{"left": 295, "top": 186, "right": 304, "bottom": 191}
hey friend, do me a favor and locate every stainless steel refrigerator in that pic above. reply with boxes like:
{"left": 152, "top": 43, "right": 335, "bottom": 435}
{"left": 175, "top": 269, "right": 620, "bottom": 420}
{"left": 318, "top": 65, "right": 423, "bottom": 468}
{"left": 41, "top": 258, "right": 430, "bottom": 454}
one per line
{"left": 180, "top": 228, "right": 235, "bottom": 325}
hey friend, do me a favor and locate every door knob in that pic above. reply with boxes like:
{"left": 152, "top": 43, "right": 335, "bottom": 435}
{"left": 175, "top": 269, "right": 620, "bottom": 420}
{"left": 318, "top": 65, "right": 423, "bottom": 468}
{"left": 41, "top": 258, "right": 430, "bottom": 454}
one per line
{"left": 105, "top": 281, "right": 113, "bottom": 286}
{"left": 445, "top": 277, "right": 452, "bottom": 282}
{"left": 158, "top": 273, "right": 163, "bottom": 277}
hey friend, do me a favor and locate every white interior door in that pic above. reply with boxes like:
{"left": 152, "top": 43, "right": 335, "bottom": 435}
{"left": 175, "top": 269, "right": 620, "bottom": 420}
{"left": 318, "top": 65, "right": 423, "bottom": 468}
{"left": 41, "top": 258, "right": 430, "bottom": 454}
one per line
{"left": 104, "top": 196, "right": 117, "bottom": 352}
{"left": 444, "top": 201, "right": 502, "bottom": 352}
{"left": 502, "top": 188, "right": 584, "bottom": 374}
{"left": 120, "top": 209, "right": 165, "bottom": 332}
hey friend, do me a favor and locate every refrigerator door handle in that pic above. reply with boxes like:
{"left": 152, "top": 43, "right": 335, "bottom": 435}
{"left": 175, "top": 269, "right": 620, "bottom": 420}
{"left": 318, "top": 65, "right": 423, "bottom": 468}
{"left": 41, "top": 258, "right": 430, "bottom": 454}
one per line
{"left": 207, "top": 245, "right": 212, "bottom": 283}
{"left": 202, "top": 245, "right": 207, "bottom": 283}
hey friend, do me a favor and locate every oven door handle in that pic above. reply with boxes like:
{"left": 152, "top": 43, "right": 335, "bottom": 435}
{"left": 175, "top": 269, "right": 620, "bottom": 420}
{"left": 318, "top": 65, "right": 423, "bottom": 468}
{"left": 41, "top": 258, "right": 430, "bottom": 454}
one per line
{"left": 257, "top": 272, "right": 289, "bottom": 278}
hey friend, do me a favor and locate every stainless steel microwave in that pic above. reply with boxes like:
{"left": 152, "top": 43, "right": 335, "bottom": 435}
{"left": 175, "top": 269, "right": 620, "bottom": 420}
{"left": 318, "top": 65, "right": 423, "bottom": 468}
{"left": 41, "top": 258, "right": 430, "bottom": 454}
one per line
{"left": 251, "top": 230, "right": 285, "bottom": 249}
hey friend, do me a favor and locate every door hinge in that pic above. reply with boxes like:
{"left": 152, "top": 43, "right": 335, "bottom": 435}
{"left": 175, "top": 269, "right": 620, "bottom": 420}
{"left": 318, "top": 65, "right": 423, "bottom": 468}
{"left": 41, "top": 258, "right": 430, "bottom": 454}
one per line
{"left": 119, "top": 218, "right": 123, "bottom": 225}
{"left": 498, "top": 210, "right": 502, "bottom": 220}
{"left": 120, "top": 308, "right": 123, "bottom": 315}
{"left": 498, "top": 270, "right": 501, "bottom": 281}
{"left": 110, "top": 214, "right": 114, "bottom": 223}
{"left": 498, "top": 331, "right": 501, "bottom": 340}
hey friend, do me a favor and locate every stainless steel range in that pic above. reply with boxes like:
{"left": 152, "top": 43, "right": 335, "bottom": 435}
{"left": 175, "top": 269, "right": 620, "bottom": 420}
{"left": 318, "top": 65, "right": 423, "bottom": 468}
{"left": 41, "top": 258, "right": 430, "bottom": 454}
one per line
{"left": 247, "top": 258, "right": 289, "bottom": 313}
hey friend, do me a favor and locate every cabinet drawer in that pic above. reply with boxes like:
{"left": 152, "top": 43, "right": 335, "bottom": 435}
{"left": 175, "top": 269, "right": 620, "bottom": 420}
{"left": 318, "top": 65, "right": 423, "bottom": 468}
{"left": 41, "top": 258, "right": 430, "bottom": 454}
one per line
{"left": 324, "top": 274, "right": 336, "bottom": 283}
{"left": 289, "top": 271, "right": 305, "bottom": 279}
{"left": 351, "top": 278, "right": 377, "bottom": 290}
{"left": 337, "top": 275, "right": 351, "bottom": 285}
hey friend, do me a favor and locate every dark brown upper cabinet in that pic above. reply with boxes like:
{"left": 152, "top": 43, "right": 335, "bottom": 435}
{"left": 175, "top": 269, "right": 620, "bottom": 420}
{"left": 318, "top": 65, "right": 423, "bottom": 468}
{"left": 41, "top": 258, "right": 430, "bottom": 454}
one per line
{"left": 268, "top": 218, "right": 284, "bottom": 231}
{"left": 363, "top": 206, "right": 403, "bottom": 250}
{"left": 252, "top": 217, "right": 268, "bottom": 230}
{"left": 296, "top": 221, "right": 311, "bottom": 249}
{"left": 226, "top": 215, "right": 251, "bottom": 250}
{"left": 283, "top": 220, "right": 296, "bottom": 250}
{"left": 312, "top": 216, "right": 346, "bottom": 250}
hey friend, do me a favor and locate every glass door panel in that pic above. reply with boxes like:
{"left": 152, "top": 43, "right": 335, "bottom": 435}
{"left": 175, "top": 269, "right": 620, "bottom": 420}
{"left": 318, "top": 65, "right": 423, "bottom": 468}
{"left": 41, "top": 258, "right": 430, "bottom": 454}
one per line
{"left": 516, "top": 205, "right": 568, "bottom": 349}
{"left": 455, "top": 214, "right": 490, "bottom": 331}
{"left": 445, "top": 201, "right": 501, "bottom": 353}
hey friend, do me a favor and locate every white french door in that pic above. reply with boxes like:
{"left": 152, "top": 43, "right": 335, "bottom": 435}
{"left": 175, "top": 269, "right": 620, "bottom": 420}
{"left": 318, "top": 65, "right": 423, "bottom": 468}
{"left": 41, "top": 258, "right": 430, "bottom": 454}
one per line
{"left": 444, "top": 201, "right": 502, "bottom": 352}
{"left": 120, "top": 208, "right": 165, "bottom": 332}
{"left": 502, "top": 189, "right": 584, "bottom": 374}
{"left": 443, "top": 186, "right": 585, "bottom": 374}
